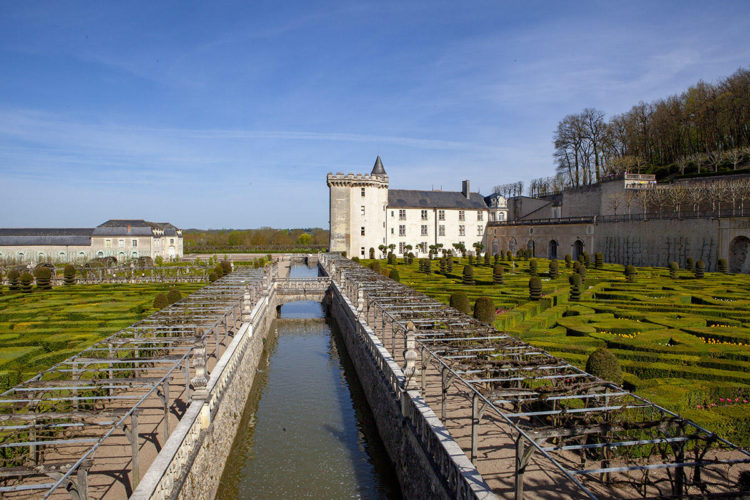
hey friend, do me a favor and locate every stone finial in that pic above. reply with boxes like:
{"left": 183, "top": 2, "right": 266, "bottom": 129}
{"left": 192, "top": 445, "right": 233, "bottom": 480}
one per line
{"left": 403, "top": 321, "right": 420, "bottom": 391}
{"left": 191, "top": 336, "right": 209, "bottom": 400}
{"left": 357, "top": 288, "right": 364, "bottom": 313}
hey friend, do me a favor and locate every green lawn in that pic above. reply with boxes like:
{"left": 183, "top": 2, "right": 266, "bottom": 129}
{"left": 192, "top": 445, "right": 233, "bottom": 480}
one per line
{"left": 0, "top": 283, "right": 204, "bottom": 389}
{"left": 361, "top": 256, "right": 750, "bottom": 446}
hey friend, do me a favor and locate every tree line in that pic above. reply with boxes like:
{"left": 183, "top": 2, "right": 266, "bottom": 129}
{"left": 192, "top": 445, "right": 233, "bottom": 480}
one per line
{"left": 184, "top": 227, "right": 328, "bottom": 253}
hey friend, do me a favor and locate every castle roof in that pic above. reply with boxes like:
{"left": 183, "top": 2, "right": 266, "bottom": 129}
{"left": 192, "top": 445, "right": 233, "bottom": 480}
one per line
{"left": 371, "top": 155, "right": 386, "bottom": 176}
{"left": 388, "top": 189, "right": 488, "bottom": 209}
{"left": 0, "top": 228, "right": 93, "bottom": 246}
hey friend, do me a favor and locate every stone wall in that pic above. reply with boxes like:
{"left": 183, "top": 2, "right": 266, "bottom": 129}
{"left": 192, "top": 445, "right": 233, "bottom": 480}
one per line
{"left": 329, "top": 280, "right": 495, "bottom": 500}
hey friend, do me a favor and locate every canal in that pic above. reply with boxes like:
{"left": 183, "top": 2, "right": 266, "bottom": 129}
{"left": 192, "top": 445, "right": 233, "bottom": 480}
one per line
{"left": 216, "top": 265, "right": 401, "bottom": 499}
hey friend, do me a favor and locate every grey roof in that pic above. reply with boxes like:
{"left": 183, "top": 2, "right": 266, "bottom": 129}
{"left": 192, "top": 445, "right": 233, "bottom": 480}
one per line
{"left": 371, "top": 156, "right": 386, "bottom": 176}
{"left": 0, "top": 228, "right": 93, "bottom": 247}
{"left": 92, "top": 226, "right": 154, "bottom": 236}
{"left": 93, "top": 219, "right": 181, "bottom": 237}
{"left": 388, "top": 189, "right": 489, "bottom": 209}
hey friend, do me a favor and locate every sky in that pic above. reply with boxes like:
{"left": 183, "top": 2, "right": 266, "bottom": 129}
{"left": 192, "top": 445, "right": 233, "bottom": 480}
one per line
{"left": 1, "top": 1, "right": 749, "bottom": 229}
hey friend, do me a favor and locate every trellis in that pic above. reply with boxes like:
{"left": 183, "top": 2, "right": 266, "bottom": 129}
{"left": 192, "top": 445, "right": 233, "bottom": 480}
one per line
{"left": 323, "top": 254, "right": 750, "bottom": 499}
{"left": 0, "top": 266, "right": 269, "bottom": 498}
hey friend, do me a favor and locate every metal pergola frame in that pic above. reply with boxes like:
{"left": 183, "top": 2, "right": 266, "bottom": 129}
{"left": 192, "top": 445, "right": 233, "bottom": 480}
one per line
{"left": 323, "top": 254, "right": 750, "bottom": 499}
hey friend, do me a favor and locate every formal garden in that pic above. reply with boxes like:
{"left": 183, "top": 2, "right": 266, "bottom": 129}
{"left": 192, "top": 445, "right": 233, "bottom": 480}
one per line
{"left": 358, "top": 251, "right": 750, "bottom": 446}
{"left": 0, "top": 282, "right": 204, "bottom": 391}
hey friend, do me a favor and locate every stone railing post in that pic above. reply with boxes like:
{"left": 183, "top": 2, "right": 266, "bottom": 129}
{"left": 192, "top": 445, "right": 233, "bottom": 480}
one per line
{"left": 403, "top": 321, "right": 420, "bottom": 392}
{"left": 357, "top": 288, "right": 364, "bottom": 314}
{"left": 190, "top": 336, "right": 211, "bottom": 429}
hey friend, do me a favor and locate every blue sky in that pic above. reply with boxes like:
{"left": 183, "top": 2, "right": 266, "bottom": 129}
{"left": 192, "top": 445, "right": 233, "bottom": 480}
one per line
{"left": 1, "top": 1, "right": 749, "bottom": 229}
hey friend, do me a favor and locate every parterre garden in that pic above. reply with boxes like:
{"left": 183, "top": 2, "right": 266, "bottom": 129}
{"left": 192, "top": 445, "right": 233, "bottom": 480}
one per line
{"left": 360, "top": 254, "right": 750, "bottom": 446}
{"left": 0, "top": 283, "right": 204, "bottom": 390}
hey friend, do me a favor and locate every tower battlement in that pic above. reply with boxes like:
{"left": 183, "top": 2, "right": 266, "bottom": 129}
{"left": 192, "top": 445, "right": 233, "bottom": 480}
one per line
{"left": 326, "top": 172, "right": 389, "bottom": 188}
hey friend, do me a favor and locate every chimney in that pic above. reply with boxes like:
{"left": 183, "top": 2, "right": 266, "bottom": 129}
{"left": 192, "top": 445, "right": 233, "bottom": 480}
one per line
{"left": 127, "top": 224, "right": 131, "bottom": 234}
{"left": 462, "top": 180, "right": 470, "bottom": 199}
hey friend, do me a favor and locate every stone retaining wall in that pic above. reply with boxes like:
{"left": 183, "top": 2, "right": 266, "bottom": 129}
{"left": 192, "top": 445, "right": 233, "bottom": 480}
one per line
{"left": 329, "top": 280, "right": 496, "bottom": 500}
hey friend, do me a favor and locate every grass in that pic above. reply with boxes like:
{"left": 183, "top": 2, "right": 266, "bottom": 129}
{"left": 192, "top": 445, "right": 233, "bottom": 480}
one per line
{"left": 361, "top": 256, "right": 750, "bottom": 446}
{"left": 0, "top": 283, "right": 204, "bottom": 389}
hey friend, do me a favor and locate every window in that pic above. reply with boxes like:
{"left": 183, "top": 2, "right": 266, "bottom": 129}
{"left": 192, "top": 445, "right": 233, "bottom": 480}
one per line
{"left": 361, "top": 227, "right": 365, "bottom": 236}
{"left": 105, "top": 239, "right": 112, "bottom": 248}
{"left": 421, "top": 209, "right": 428, "bottom": 220}
{"left": 499, "top": 212, "right": 506, "bottom": 221}
{"left": 458, "top": 210, "right": 465, "bottom": 221}
{"left": 399, "top": 209, "right": 406, "bottom": 220}
{"left": 361, "top": 205, "right": 365, "bottom": 216}
{"left": 78, "top": 251, "right": 86, "bottom": 258}
{"left": 97, "top": 251, "right": 104, "bottom": 258}
{"left": 477, "top": 211, "right": 483, "bottom": 221}
{"left": 421, "top": 225, "right": 428, "bottom": 236}
{"left": 361, "top": 187, "right": 366, "bottom": 197}
{"left": 132, "top": 239, "right": 137, "bottom": 247}
{"left": 438, "top": 210, "right": 445, "bottom": 221}
{"left": 399, "top": 225, "right": 406, "bottom": 236}
{"left": 438, "top": 225, "right": 445, "bottom": 236}
{"left": 118, "top": 239, "right": 125, "bottom": 247}
{"left": 459, "top": 225, "right": 465, "bottom": 236}
{"left": 490, "top": 212, "right": 495, "bottom": 221}
{"left": 170, "top": 238, "right": 174, "bottom": 245}
{"left": 399, "top": 242, "right": 406, "bottom": 254}
{"left": 477, "top": 225, "right": 484, "bottom": 236}
{"left": 391, "top": 210, "right": 394, "bottom": 217}
{"left": 391, "top": 227, "right": 394, "bottom": 234}
{"left": 361, "top": 247, "right": 365, "bottom": 257}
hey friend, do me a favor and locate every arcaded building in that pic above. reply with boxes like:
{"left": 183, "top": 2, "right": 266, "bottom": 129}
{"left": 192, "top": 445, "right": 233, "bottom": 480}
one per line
{"left": 327, "top": 157, "right": 508, "bottom": 259}
{"left": 0, "top": 219, "right": 183, "bottom": 264}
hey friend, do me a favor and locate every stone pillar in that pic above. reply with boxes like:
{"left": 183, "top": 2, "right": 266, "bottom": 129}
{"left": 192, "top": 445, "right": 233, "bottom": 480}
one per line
{"left": 191, "top": 339, "right": 209, "bottom": 401}
{"left": 357, "top": 288, "right": 364, "bottom": 314}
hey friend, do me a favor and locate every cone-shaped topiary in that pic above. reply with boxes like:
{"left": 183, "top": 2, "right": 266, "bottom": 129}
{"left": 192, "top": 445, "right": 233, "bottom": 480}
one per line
{"left": 166, "top": 288, "right": 182, "bottom": 304}
{"left": 549, "top": 260, "right": 559, "bottom": 279}
{"left": 624, "top": 265, "right": 636, "bottom": 283}
{"left": 473, "top": 297, "right": 495, "bottom": 324}
{"left": 64, "top": 264, "right": 76, "bottom": 285}
{"left": 424, "top": 259, "right": 432, "bottom": 274}
{"left": 586, "top": 348, "right": 623, "bottom": 385}
{"left": 595, "top": 252, "right": 603, "bottom": 269}
{"left": 569, "top": 273, "right": 581, "bottom": 301}
{"left": 153, "top": 293, "right": 169, "bottom": 310}
{"left": 468, "top": 254, "right": 475, "bottom": 266}
{"left": 34, "top": 267, "right": 52, "bottom": 290}
{"left": 7, "top": 269, "right": 20, "bottom": 291}
{"left": 20, "top": 272, "right": 33, "bottom": 293}
{"left": 528, "top": 276, "right": 542, "bottom": 300}
{"left": 387, "top": 252, "right": 396, "bottom": 265}
{"left": 564, "top": 254, "right": 572, "bottom": 268}
{"left": 462, "top": 265, "right": 475, "bottom": 285}
{"left": 389, "top": 268, "right": 400, "bottom": 282}
{"left": 583, "top": 252, "right": 591, "bottom": 268}
{"left": 483, "top": 253, "right": 490, "bottom": 266}
{"left": 439, "top": 258, "right": 446, "bottom": 274}
{"left": 669, "top": 261, "right": 679, "bottom": 279}
{"left": 446, "top": 257, "right": 453, "bottom": 273}
{"left": 686, "top": 257, "right": 695, "bottom": 271}
{"left": 718, "top": 258, "right": 728, "bottom": 273}
{"left": 449, "top": 292, "right": 471, "bottom": 314}
{"left": 529, "top": 259, "right": 538, "bottom": 276}
{"left": 695, "top": 260, "right": 705, "bottom": 279}
{"left": 493, "top": 264, "right": 504, "bottom": 284}
{"left": 574, "top": 262, "right": 587, "bottom": 283}
{"left": 493, "top": 253, "right": 499, "bottom": 265}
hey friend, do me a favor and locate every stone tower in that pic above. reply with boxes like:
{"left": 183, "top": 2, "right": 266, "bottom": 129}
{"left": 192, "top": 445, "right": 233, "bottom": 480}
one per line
{"left": 327, "top": 156, "right": 389, "bottom": 258}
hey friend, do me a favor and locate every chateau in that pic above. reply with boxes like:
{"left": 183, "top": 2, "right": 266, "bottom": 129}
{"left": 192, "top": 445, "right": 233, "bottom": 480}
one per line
{"left": 0, "top": 219, "right": 184, "bottom": 264}
{"left": 327, "top": 156, "right": 508, "bottom": 259}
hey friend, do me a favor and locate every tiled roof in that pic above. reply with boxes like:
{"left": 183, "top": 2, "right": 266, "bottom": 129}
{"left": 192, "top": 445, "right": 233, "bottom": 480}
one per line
{"left": 388, "top": 189, "right": 488, "bottom": 209}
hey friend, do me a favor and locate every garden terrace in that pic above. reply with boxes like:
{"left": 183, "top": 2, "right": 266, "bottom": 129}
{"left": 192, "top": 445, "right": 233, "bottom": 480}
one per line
{"left": 324, "top": 255, "right": 750, "bottom": 498}
{"left": 0, "top": 266, "right": 268, "bottom": 499}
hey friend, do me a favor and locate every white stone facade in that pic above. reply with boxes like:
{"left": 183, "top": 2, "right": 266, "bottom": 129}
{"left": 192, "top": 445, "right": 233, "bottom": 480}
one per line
{"left": 328, "top": 158, "right": 509, "bottom": 258}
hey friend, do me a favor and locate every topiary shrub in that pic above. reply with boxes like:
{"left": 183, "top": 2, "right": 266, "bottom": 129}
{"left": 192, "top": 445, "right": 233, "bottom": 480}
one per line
{"left": 446, "top": 257, "right": 453, "bottom": 273}
{"left": 34, "top": 267, "right": 52, "bottom": 290}
{"left": 493, "top": 264, "right": 504, "bottom": 284}
{"left": 0, "top": 270, "right": 2, "bottom": 295}
{"left": 574, "top": 262, "right": 587, "bottom": 283}
{"left": 369, "top": 261, "right": 381, "bottom": 273}
{"left": 166, "top": 288, "right": 182, "bottom": 304}
{"left": 473, "top": 297, "right": 495, "bottom": 324}
{"left": 668, "top": 261, "right": 679, "bottom": 279}
{"left": 20, "top": 272, "right": 33, "bottom": 293}
{"left": 468, "top": 254, "right": 474, "bottom": 266}
{"left": 569, "top": 274, "right": 581, "bottom": 302}
{"left": 220, "top": 260, "right": 232, "bottom": 275}
{"left": 389, "top": 269, "right": 400, "bottom": 282}
{"left": 564, "top": 254, "right": 572, "bottom": 268}
{"left": 449, "top": 292, "right": 471, "bottom": 314}
{"left": 528, "top": 276, "right": 542, "bottom": 300}
{"left": 695, "top": 260, "right": 705, "bottom": 279}
{"left": 582, "top": 252, "right": 591, "bottom": 268}
{"left": 493, "top": 253, "right": 499, "bottom": 265}
{"left": 718, "top": 258, "right": 728, "bottom": 274}
{"left": 624, "top": 265, "right": 636, "bottom": 283}
{"left": 529, "top": 259, "right": 538, "bottom": 276}
{"left": 153, "top": 293, "right": 169, "bottom": 310}
{"left": 64, "top": 264, "right": 76, "bottom": 285}
{"left": 483, "top": 253, "right": 490, "bottom": 266}
{"left": 7, "top": 269, "right": 20, "bottom": 291}
{"left": 209, "top": 272, "right": 218, "bottom": 282}
{"left": 686, "top": 257, "right": 695, "bottom": 271}
{"left": 369, "top": 247, "right": 375, "bottom": 259}
{"left": 595, "top": 252, "right": 603, "bottom": 269}
{"left": 549, "top": 260, "right": 559, "bottom": 279}
{"left": 585, "top": 348, "right": 623, "bottom": 385}
{"left": 424, "top": 259, "right": 432, "bottom": 274}
{"left": 351, "top": 256, "right": 359, "bottom": 262}
{"left": 439, "top": 258, "right": 446, "bottom": 274}
{"left": 387, "top": 252, "right": 396, "bottom": 265}
{"left": 462, "top": 265, "right": 475, "bottom": 285}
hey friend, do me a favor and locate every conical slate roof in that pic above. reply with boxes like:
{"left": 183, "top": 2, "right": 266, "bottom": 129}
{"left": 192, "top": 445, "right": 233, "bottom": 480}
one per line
{"left": 371, "top": 155, "right": 386, "bottom": 175}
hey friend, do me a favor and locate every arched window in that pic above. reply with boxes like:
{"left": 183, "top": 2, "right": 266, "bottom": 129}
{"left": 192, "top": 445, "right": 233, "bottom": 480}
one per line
{"left": 549, "top": 240, "right": 558, "bottom": 260}
{"left": 97, "top": 251, "right": 104, "bottom": 258}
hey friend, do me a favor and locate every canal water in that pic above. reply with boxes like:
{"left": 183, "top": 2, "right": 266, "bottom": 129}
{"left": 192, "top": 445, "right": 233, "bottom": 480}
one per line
{"left": 216, "top": 265, "right": 401, "bottom": 499}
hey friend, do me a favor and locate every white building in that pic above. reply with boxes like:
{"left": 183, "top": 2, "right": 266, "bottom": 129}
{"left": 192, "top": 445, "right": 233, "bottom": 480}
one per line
{"left": 0, "top": 219, "right": 184, "bottom": 264}
{"left": 327, "top": 157, "right": 508, "bottom": 258}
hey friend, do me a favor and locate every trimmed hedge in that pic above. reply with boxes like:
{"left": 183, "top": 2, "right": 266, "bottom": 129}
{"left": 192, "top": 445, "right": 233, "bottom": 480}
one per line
{"left": 473, "top": 297, "right": 495, "bottom": 324}
{"left": 586, "top": 348, "right": 623, "bottom": 385}
{"left": 449, "top": 292, "right": 470, "bottom": 314}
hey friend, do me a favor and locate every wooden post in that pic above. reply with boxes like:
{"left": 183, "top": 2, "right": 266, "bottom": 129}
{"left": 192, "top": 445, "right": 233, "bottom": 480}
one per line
{"left": 124, "top": 413, "right": 140, "bottom": 489}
